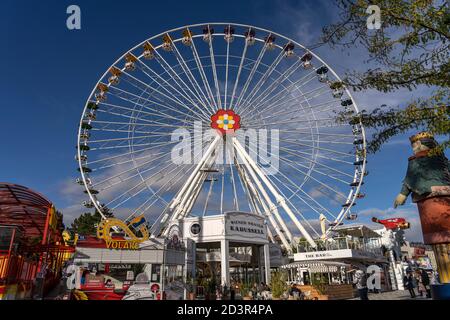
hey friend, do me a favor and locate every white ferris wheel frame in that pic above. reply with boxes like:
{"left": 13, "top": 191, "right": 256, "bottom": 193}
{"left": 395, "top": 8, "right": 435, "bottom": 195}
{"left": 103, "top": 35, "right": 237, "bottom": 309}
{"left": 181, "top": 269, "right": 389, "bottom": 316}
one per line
{"left": 76, "top": 22, "right": 367, "bottom": 251}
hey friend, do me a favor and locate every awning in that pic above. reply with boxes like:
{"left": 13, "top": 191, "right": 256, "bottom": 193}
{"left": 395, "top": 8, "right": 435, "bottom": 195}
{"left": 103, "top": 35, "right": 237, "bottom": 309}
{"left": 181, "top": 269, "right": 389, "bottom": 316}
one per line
{"left": 281, "top": 261, "right": 351, "bottom": 273}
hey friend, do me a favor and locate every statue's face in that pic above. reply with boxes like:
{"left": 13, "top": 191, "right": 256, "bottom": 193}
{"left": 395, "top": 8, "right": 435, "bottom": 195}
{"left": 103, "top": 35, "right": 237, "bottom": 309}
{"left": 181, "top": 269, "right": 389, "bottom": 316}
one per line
{"left": 412, "top": 141, "right": 429, "bottom": 154}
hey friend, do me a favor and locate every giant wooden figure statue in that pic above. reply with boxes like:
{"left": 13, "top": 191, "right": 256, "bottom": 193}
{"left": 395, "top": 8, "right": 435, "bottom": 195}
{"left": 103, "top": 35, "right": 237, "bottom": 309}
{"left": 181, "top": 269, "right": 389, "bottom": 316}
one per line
{"left": 394, "top": 132, "right": 450, "bottom": 297}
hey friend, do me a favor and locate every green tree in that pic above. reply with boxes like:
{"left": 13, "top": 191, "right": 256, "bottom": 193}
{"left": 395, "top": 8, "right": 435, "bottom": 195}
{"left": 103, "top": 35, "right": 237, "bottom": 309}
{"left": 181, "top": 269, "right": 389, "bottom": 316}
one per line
{"left": 270, "top": 271, "right": 289, "bottom": 299}
{"left": 322, "top": 0, "right": 449, "bottom": 153}
{"left": 70, "top": 207, "right": 113, "bottom": 236}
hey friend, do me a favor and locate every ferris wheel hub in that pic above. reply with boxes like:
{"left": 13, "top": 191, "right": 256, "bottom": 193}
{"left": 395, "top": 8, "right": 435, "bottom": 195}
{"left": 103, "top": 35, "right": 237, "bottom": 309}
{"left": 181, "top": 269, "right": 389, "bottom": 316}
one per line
{"left": 210, "top": 109, "right": 241, "bottom": 135}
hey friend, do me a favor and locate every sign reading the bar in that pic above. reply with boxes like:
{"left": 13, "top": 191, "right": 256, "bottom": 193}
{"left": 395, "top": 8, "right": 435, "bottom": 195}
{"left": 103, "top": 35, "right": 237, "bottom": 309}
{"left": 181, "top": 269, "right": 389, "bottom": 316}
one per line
{"left": 294, "top": 249, "right": 387, "bottom": 262}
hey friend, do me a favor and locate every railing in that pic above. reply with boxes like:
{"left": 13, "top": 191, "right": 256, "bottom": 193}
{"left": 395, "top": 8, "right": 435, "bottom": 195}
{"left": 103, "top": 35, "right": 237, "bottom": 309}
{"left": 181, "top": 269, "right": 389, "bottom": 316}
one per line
{"left": 0, "top": 253, "right": 39, "bottom": 284}
{"left": 296, "top": 237, "right": 383, "bottom": 256}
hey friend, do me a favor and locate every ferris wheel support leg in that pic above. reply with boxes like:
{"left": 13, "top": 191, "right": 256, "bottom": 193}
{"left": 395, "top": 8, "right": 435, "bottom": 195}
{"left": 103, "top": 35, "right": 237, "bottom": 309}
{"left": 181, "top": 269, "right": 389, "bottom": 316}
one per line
{"left": 233, "top": 138, "right": 317, "bottom": 249}
{"left": 169, "top": 134, "right": 221, "bottom": 212}
{"left": 241, "top": 171, "right": 279, "bottom": 243}
{"left": 157, "top": 134, "right": 221, "bottom": 236}
{"left": 236, "top": 161, "right": 284, "bottom": 244}
{"left": 233, "top": 138, "right": 294, "bottom": 244}
{"left": 232, "top": 139, "right": 292, "bottom": 252}
{"left": 173, "top": 141, "right": 220, "bottom": 222}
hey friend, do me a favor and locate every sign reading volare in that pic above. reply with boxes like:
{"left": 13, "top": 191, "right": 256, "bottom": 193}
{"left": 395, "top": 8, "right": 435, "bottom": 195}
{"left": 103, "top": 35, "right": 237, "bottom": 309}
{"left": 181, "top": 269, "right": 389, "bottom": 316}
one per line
{"left": 226, "top": 212, "right": 266, "bottom": 239}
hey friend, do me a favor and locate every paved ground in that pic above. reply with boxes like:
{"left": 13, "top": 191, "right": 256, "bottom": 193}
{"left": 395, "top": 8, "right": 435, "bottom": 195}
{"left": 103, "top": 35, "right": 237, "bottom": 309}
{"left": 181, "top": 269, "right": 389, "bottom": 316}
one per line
{"left": 349, "top": 290, "right": 432, "bottom": 300}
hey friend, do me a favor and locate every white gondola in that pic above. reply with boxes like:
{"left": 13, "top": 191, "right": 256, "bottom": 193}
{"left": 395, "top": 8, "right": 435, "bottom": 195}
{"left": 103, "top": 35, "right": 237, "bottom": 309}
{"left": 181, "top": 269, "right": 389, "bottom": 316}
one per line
{"left": 224, "top": 26, "right": 235, "bottom": 43}
{"left": 202, "top": 26, "right": 214, "bottom": 42}
{"left": 316, "top": 66, "right": 329, "bottom": 82}
{"left": 283, "top": 43, "right": 295, "bottom": 58}
{"left": 125, "top": 61, "right": 136, "bottom": 71}
{"left": 265, "top": 35, "right": 276, "bottom": 50}
{"left": 108, "top": 75, "right": 119, "bottom": 85}
{"left": 245, "top": 29, "right": 256, "bottom": 45}
{"left": 300, "top": 52, "right": 313, "bottom": 69}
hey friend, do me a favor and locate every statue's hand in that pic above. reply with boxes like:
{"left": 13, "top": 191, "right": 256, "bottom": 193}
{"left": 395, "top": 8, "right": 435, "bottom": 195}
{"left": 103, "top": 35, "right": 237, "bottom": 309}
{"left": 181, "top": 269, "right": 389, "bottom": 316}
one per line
{"left": 394, "top": 194, "right": 407, "bottom": 208}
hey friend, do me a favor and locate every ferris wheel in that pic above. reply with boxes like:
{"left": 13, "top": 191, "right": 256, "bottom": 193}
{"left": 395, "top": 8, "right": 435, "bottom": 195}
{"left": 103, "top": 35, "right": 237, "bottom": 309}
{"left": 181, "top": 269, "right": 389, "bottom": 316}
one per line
{"left": 76, "top": 23, "right": 367, "bottom": 251}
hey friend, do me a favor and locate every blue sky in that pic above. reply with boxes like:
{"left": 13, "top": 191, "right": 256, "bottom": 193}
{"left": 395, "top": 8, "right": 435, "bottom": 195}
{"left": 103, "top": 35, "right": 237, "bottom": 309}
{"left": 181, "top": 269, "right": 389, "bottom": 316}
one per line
{"left": 0, "top": 0, "right": 445, "bottom": 242}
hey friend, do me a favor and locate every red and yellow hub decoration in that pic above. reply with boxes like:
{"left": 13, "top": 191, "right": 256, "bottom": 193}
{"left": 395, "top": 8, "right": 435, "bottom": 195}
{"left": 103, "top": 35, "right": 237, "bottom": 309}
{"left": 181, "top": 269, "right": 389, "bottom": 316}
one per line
{"left": 211, "top": 109, "right": 241, "bottom": 135}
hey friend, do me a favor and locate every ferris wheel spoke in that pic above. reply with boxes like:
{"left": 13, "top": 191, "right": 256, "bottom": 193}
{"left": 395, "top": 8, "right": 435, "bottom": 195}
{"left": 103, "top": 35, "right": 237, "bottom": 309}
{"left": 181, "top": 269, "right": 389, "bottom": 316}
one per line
{"left": 91, "top": 149, "right": 169, "bottom": 172}
{"left": 92, "top": 148, "right": 173, "bottom": 189}
{"left": 284, "top": 138, "right": 353, "bottom": 146}
{"left": 224, "top": 38, "right": 230, "bottom": 109}
{"left": 112, "top": 157, "right": 192, "bottom": 212}
{"left": 279, "top": 148, "right": 354, "bottom": 184}
{"left": 95, "top": 107, "right": 193, "bottom": 131}
{"left": 279, "top": 129, "right": 355, "bottom": 138}
{"left": 169, "top": 38, "right": 215, "bottom": 114}
{"left": 243, "top": 139, "right": 349, "bottom": 200}
{"left": 118, "top": 68, "right": 208, "bottom": 120}
{"left": 153, "top": 50, "right": 208, "bottom": 109}
{"left": 242, "top": 58, "right": 303, "bottom": 113}
{"left": 207, "top": 33, "right": 222, "bottom": 109}
{"left": 98, "top": 153, "right": 174, "bottom": 196}
{"left": 243, "top": 137, "right": 349, "bottom": 198}
{"left": 254, "top": 99, "right": 340, "bottom": 123}
{"left": 106, "top": 158, "right": 184, "bottom": 210}
{"left": 91, "top": 148, "right": 170, "bottom": 175}
{"left": 152, "top": 51, "right": 212, "bottom": 120}
{"left": 245, "top": 121, "right": 351, "bottom": 134}
{"left": 234, "top": 41, "right": 269, "bottom": 111}
{"left": 234, "top": 138, "right": 317, "bottom": 242}
{"left": 137, "top": 166, "right": 192, "bottom": 222}
{"left": 89, "top": 138, "right": 179, "bottom": 153}
{"left": 246, "top": 153, "right": 325, "bottom": 236}
{"left": 105, "top": 85, "right": 210, "bottom": 123}
{"left": 86, "top": 139, "right": 175, "bottom": 166}
{"left": 92, "top": 119, "right": 193, "bottom": 130}
{"left": 239, "top": 68, "right": 318, "bottom": 119}
{"left": 279, "top": 146, "right": 354, "bottom": 178}
{"left": 236, "top": 49, "right": 285, "bottom": 115}
{"left": 229, "top": 41, "right": 248, "bottom": 110}
{"left": 280, "top": 139, "right": 355, "bottom": 158}
{"left": 265, "top": 163, "right": 337, "bottom": 221}
{"left": 95, "top": 100, "right": 201, "bottom": 126}
{"left": 137, "top": 141, "right": 209, "bottom": 219}
{"left": 99, "top": 137, "right": 207, "bottom": 205}
{"left": 276, "top": 154, "right": 347, "bottom": 206}
{"left": 87, "top": 133, "right": 179, "bottom": 145}
{"left": 189, "top": 35, "right": 218, "bottom": 110}
{"left": 243, "top": 116, "right": 338, "bottom": 128}
{"left": 243, "top": 79, "right": 328, "bottom": 122}
{"left": 135, "top": 59, "right": 211, "bottom": 117}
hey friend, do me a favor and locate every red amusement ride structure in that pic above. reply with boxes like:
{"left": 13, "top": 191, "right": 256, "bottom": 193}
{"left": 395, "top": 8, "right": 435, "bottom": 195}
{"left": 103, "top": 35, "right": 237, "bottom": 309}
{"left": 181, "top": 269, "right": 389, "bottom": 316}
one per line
{"left": 0, "top": 183, "right": 73, "bottom": 300}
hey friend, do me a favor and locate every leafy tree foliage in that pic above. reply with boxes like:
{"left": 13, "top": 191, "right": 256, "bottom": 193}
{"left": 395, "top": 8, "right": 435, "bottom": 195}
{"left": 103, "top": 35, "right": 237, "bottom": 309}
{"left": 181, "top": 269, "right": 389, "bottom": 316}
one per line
{"left": 69, "top": 207, "right": 113, "bottom": 236}
{"left": 322, "top": 0, "right": 449, "bottom": 153}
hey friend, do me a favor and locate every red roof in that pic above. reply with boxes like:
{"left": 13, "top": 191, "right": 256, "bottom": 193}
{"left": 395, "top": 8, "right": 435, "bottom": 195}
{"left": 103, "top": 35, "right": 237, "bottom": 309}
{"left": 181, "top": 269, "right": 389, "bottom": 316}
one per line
{"left": 0, "top": 183, "right": 52, "bottom": 238}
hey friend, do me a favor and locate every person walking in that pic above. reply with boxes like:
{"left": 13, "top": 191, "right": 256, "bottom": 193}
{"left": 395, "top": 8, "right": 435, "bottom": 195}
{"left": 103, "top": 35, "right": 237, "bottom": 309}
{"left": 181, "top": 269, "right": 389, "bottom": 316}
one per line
{"left": 353, "top": 270, "right": 369, "bottom": 300}
{"left": 415, "top": 270, "right": 427, "bottom": 297}
{"left": 420, "top": 269, "right": 431, "bottom": 298}
{"left": 404, "top": 272, "right": 416, "bottom": 298}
